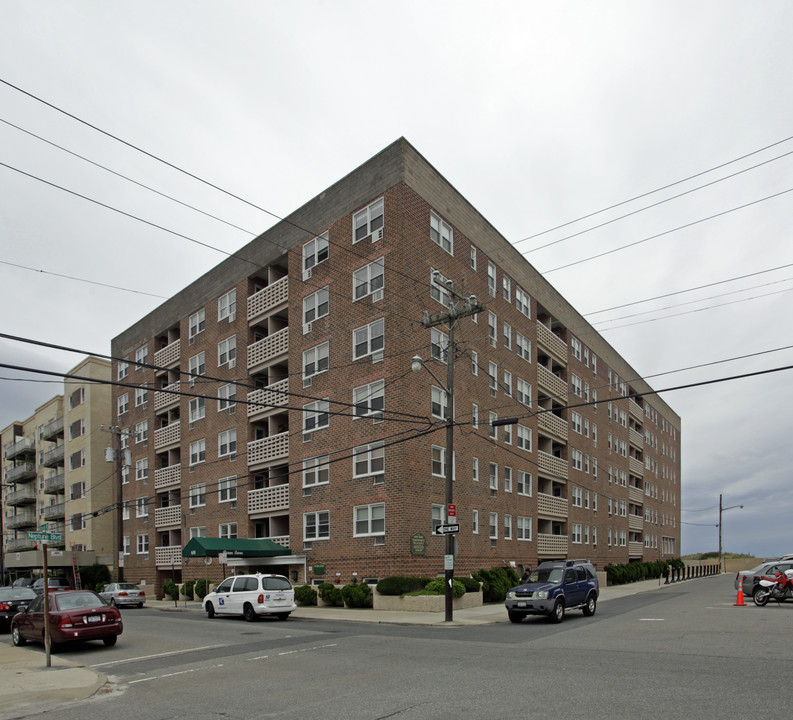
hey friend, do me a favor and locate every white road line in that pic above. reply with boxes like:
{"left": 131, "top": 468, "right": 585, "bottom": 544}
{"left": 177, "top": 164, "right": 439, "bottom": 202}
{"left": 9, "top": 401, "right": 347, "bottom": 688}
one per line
{"left": 89, "top": 644, "right": 226, "bottom": 668}
{"left": 639, "top": 618, "right": 665, "bottom": 621}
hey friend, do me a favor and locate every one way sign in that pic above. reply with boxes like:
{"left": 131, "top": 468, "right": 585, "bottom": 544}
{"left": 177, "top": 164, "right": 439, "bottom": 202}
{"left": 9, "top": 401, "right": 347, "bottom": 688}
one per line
{"left": 434, "top": 523, "right": 460, "bottom": 535}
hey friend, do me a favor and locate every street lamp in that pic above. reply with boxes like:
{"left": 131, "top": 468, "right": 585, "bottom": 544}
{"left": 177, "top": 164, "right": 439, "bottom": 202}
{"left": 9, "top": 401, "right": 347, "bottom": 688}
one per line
{"left": 718, "top": 494, "right": 743, "bottom": 573}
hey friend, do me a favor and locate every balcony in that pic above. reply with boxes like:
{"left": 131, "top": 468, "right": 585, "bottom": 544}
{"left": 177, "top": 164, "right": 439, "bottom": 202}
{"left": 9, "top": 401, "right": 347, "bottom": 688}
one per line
{"left": 628, "top": 514, "right": 644, "bottom": 531}
{"left": 42, "top": 444, "right": 65, "bottom": 468}
{"left": 247, "top": 379, "right": 289, "bottom": 421}
{"left": 247, "top": 327, "right": 289, "bottom": 372}
{"left": 154, "top": 463, "right": 181, "bottom": 490}
{"left": 44, "top": 473, "right": 65, "bottom": 494}
{"left": 155, "top": 505, "right": 182, "bottom": 528}
{"left": 43, "top": 502, "right": 66, "bottom": 521}
{"left": 5, "top": 462, "right": 36, "bottom": 483}
{"left": 248, "top": 276, "right": 288, "bottom": 324}
{"left": 629, "top": 398, "right": 643, "bottom": 420}
{"left": 537, "top": 411, "right": 568, "bottom": 441}
{"left": 537, "top": 322, "right": 567, "bottom": 364}
{"left": 6, "top": 509, "right": 36, "bottom": 529}
{"left": 629, "top": 456, "right": 644, "bottom": 477}
{"left": 538, "top": 451, "right": 568, "bottom": 480}
{"left": 537, "top": 364, "right": 567, "bottom": 400}
{"left": 6, "top": 486, "right": 36, "bottom": 506}
{"left": 537, "top": 533, "right": 569, "bottom": 556}
{"left": 154, "top": 422, "right": 181, "bottom": 450}
{"left": 4, "top": 436, "right": 36, "bottom": 461}
{"left": 629, "top": 541, "right": 644, "bottom": 557}
{"left": 629, "top": 427, "right": 643, "bottom": 448}
{"left": 628, "top": 485, "right": 644, "bottom": 504}
{"left": 7, "top": 536, "right": 36, "bottom": 552}
{"left": 248, "top": 484, "right": 290, "bottom": 516}
{"left": 247, "top": 432, "right": 289, "bottom": 468}
{"left": 155, "top": 545, "right": 182, "bottom": 568}
{"left": 154, "top": 381, "right": 181, "bottom": 412}
{"left": 154, "top": 339, "right": 181, "bottom": 368}
{"left": 41, "top": 416, "right": 64, "bottom": 442}
{"left": 265, "top": 535, "right": 290, "bottom": 549}
{"left": 537, "top": 492, "right": 568, "bottom": 518}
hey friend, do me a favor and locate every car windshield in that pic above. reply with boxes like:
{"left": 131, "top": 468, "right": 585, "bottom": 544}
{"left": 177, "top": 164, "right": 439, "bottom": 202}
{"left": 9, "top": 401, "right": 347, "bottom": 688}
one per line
{"left": 54, "top": 592, "right": 105, "bottom": 611}
{"left": 0, "top": 588, "right": 36, "bottom": 600}
{"left": 261, "top": 577, "right": 292, "bottom": 591}
{"left": 527, "top": 567, "right": 564, "bottom": 584}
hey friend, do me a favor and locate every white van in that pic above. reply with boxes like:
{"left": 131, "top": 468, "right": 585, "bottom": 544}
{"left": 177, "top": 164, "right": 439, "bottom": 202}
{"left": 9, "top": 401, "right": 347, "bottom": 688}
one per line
{"left": 203, "top": 573, "right": 296, "bottom": 621}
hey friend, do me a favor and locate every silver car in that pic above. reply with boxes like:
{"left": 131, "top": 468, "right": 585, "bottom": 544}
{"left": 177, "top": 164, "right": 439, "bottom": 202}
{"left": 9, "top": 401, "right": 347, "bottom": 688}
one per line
{"left": 99, "top": 582, "right": 146, "bottom": 608}
{"left": 734, "top": 561, "right": 793, "bottom": 599}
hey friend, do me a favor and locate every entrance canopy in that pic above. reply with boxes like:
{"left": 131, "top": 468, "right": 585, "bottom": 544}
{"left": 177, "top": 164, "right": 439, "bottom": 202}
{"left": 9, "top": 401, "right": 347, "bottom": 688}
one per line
{"left": 182, "top": 537, "right": 291, "bottom": 559}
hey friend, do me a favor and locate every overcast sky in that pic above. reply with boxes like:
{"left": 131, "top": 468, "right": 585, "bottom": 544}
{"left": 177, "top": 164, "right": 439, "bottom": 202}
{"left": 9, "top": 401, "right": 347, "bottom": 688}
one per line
{"left": 1, "top": 1, "right": 791, "bottom": 558}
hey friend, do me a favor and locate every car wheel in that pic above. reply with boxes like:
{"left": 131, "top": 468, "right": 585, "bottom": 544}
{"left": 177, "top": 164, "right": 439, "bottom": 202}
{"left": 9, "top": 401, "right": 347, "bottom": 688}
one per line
{"left": 206, "top": 602, "right": 215, "bottom": 618}
{"left": 11, "top": 625, "right": 27, "bottom": 647}
{"left": 110, "top": 598, "right": 117, "bottom": 607}
{"left": 275, "top": 613, "right": 290, "bottom": 621}
{"left": 137, "top": 603, "right": 144, "bottom": 608}
{"left": 550, "top": 599, "right": 565, "bottom": 623}
{"left": 582, "top": 594, "right": 597, "bottom": 616}
{"left": 508, "top": 611, "right": 524, "bottom": 624}
{"left": 102, "top": 636, "right": 117, "bottom": 647}
{"left": 753, "top": 586, "right": 770, "bottom": 607}
{"left": 243, "top": 603, "right": 257, "bottom": 622}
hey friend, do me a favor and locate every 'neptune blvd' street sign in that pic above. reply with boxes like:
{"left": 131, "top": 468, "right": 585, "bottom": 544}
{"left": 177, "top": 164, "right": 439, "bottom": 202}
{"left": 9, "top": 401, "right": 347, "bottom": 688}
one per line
{"left": 27, "top": 531, "right": 63, "bottom": 543}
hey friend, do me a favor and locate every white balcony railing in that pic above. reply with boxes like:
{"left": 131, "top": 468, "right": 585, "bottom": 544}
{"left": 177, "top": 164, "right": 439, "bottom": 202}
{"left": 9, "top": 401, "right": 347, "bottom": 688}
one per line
{"left": 247, "top": 276, "right": 288, "bottom": 322}
{"left": 537, "top": 492, "right": 569, "bottom": 518}
{"left": 537, "top": 411, "right": 568, "bottom": 441}
{"left": 247, "top": 327, "right": 289, "bottom": 370}
{"left": 537, "top": 533, "right": 569, "bottom": 556}
{"left": 154, "top": 464, "right": 181, "bottom": 490}
{"left": 247, "top": 379, "right": 289, "bottom": 418}
{"left": 155, "top": 545, "right": 183, "bottom": 567}
{"left": 154, "top": 422, "right": 181, "bottom": 450}
{"left": 247, "top": 432, "right": 289, "bottom": 467}
{"left": 537, "top": 364, "right": 567, "bottom": 399}
{"left": 536, "top": 322, "right": 567, "bottom": 362}
{"left": 154, "top": 339, "right": 180, "bottom": 367}
{"left": 154, "top": 381, "right": 181, "bottom": 412}
{"left": 538, "top": 451, "right": 568, "bottom": 480}
{"left": 248, "top": 484, "right": 290, "bottom": 515}
{"left": 155, "top": 505, "right": 182, "bottom": 527}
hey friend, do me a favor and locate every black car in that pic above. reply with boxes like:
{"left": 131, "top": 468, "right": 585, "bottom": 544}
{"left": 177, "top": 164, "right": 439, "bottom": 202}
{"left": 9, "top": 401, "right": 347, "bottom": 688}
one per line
{"left": 11, "top": 577, "right": 34, "bottom": 589}
{"left": 0, "top": 587, "right": 37, "bottom": 631}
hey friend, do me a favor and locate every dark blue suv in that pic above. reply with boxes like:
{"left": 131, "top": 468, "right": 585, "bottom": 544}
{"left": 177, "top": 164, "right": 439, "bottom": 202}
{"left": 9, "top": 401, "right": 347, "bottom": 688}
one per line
{"left": 505, "top": 560, "right": 599, "bottom": 623}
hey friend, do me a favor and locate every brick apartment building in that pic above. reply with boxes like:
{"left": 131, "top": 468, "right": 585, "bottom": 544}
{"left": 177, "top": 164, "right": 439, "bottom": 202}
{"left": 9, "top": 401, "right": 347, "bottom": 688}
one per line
{"left": 111, "top": 138, "right": 681, "bottom": 595}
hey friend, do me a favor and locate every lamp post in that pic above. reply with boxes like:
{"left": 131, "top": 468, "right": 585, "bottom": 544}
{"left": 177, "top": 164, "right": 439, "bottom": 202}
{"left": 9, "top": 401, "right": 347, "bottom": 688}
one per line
{"left": 718, "top": 493, "right": 743, "bottom": 573}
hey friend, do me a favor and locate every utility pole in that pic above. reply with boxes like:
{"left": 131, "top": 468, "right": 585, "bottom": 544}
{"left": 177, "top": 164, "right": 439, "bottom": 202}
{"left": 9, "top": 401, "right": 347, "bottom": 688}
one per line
{"left": 414, "top": 272, "right": 484, "bottom": 622}
{"left": 718, "top": 493, "right": 743, "bottom": 574}
{"left": 103, "top": 426, "right": 127, "bottom": 583}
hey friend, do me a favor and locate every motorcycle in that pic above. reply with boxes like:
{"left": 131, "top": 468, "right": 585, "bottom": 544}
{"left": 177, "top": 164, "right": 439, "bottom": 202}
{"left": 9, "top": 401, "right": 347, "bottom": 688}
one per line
{"left": 753, "top": 569, "right": 793, "bottom": 606}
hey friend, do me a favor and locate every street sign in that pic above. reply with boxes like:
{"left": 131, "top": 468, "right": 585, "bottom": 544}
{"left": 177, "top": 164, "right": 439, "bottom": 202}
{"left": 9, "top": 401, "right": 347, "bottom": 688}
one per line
{"left": 447, "top": 504, "right": 457, "bottom": 517}
{"left": 27, "top": 531, "right": 62, "bottom": 543}
{"left": 434, "top": 523, "right": 460, "bottom": 535}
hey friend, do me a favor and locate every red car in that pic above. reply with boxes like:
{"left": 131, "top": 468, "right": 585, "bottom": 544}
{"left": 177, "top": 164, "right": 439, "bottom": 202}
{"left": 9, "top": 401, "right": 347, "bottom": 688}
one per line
{"left": 11, "top": 590, "right": 123, "bottom": 649}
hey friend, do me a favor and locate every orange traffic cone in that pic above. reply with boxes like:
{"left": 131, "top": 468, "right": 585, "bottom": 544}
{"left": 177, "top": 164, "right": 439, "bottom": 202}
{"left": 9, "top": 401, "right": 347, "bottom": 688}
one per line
{"left": 734, "top": 577, "right": 746, "bottom": 606}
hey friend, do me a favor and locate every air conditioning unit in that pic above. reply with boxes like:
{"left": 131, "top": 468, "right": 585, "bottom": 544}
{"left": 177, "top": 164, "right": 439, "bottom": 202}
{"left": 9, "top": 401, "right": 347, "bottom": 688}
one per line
{"left": 303, "top": 376, "right": 312, "bottom": 388}
{"left": 228, "top": 358, "right": 236, "bottom": 369}
{"left": 372, "top": 413, "right": 384, "bottom": 425}
{"left": 302, "top": 322, "right": 312, "bottom": 335}
{"left": 228, "top": 313, "right": 236, "bottom": 322}
{"left": 302, "top": 267, "right": 313, "bottom": 281}
{"left": 372, "top": 351, "right": 384, "bottom": 364}
{"left": 189, "top": 336, "right": 195, "bottom": 345}
{"left": 303, "top": 433, "right": 313, "bottom": 443}
{"left": 371, "top": 289, "right": 383, "bottom": 303}
{"left": 371, "top": 227, "right": 383, "bottom": 242}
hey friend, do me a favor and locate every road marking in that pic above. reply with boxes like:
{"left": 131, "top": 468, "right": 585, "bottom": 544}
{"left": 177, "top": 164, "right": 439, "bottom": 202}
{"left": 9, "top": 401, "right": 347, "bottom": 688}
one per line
{"left": 639, "top": 618, "right": 665, "bottom": 621}
{"left": 89, "top": 644, "right": 226, "bottom": 668}
{"left": 128, "top": 664, "right": 223, "bottom": 684}
{"left": 248, "top": 643, "right": 337, "bottom": 662}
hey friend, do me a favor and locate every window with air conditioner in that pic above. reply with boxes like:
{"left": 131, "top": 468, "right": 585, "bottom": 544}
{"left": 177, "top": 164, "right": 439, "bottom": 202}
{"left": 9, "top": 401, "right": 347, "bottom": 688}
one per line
{"left": 218, "top": 289, "right": 236, "bottom": 321}
{"left": 353, "top": 198, "right": 384, "bottom": 243}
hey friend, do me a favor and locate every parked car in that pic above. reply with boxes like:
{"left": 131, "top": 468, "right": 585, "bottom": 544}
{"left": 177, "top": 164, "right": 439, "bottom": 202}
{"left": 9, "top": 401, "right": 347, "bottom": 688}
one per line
{"left": 505, "top": 559, "right": 599, "bottom": 623}
{"left": 11, "top": 577, "right": 35, "bottom": 589}
{"left": 735, "top": 561, "right": 793, "bottom": 600}
{"left": 203, "top": 573, "right": 296, "bottom": 621}
{"left": 32, "top": 577, "right": 73, "bottom": 594}
{"left": 11, "top": 590, "right": 123, "bottom": 649}
{"left": 0, "top": 587, "right": 37, "bottom": 631}
{"left": 99, "top": 583, "right": 146, "bottom": 608}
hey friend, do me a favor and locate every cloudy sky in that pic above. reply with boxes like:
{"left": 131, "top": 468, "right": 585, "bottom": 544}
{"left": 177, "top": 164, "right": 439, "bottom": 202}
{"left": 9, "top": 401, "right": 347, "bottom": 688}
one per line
{"left": 1, "top": 2, "right": 791, "bottom": 558}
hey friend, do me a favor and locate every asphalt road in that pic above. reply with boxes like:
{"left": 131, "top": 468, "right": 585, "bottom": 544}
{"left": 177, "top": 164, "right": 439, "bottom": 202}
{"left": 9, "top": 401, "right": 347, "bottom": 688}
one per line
{"left": 16, "top": 575, "right": 793, "bottom": 719}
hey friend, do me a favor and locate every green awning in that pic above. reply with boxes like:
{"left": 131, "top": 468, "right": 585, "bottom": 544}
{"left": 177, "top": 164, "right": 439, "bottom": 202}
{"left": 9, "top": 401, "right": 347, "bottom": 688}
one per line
{"left": 182, "top": 537, "right": 291, "bottom": 559}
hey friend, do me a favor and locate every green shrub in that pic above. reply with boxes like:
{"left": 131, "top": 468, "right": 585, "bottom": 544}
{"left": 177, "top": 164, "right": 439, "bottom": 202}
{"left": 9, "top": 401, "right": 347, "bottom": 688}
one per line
{"left": 182, "top": 579, "right": 195, "bottom": 600}
{"left": 194, "top": 578, "right": 208, "bottom": 599}
{"left": 294, "top": 585, "right": 318, "bottom": 605}
{"left": 162, "top": 580, "right": 177, "bottom": 600}
{"left": 376, "top": 576, "right": 431, "bottom": 596}
{"left": 424, "top": 578, "right": 465, "bottom": 598}
{"left": 473, "top": 567, "right": 520, "bottom": 603}
{"left": 455, "top": 576, "right": 481, "bottom": 594}
{"left": 317, "top": 582, "right": 343, "bottom": 606}
{"left": 79, "top": 564, "right": 111, "bottom": 591}
{"left": 95, "top": 581, "right": 107, "bottom": 594}
{"left": 341, "top": 583, "right": 372, "bottom": 608}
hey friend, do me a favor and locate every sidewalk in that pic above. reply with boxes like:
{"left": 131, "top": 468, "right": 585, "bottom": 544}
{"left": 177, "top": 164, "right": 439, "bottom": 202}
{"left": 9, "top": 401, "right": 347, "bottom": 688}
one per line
{"left": 0, "top": 575, "right": 682, "bottom": 716}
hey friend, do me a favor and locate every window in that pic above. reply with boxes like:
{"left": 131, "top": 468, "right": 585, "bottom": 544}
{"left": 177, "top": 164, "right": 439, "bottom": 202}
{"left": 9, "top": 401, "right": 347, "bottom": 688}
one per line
{"left": 470, "top": 245, "right": 477, "bottom": 270}
{"left": 189, "top": 352, "right": 206, "bottom": 383}
{"left": 122, "top": 465, "right": 129, "bottom": 485}
{"left": 430, "top": 211, "right": 453, "bottom": 253}
{"left": 571, "top": 411, "right": 583, "bottom": 434}
{"left": 571, "top": 374, "right": 582, "bottom": 397}
{"left": 489, "top": 462, "right": 498, "bottom": 490}
{"left": 218, "top": 476, "right": 237, "bottom": 503}
{"left": 189, "top": 309, "right": 205, "bottom": 340}
{"left": 218, "top": 383, "right": 236, "bottom": 412}
{"left": 303, "top": 232, "right": 329, "bottom": 271}
{"left": 218, "top": 429, "right": 237, "bottom": 458}
{"left": 189, "top": 483, "right": 206, "bottom": 508}
{"left": 517, "top": 470, "right": 532, "bottom": 496}
{"left": 69, "top": 450, "right": 85, "bottom": 470}
{"left": 488, "top": 361, "right": 498, "bottom": 395}
{"left": 303, "top": 287, "right": 329, "bottom": 324}
{"left": 504, "top": 466, "right": 513, "bottom": 493}
{"left": 303, "top": 456, "right": 329, "bottom": 487}
{"left": 135, "top": 458, "right": 148, "bottom": 481}
{"left": 190, "top": 526, "right": 207, "bottom": 539}
{"left": 353, "top": 257, "right": 384, "bottom": 301}
{"left": 189, "top": 397, "right": 205, "bottom": 423}
{"left": 304, "top": 511, "right": 330, "bottom": 541}
{"left": 502, "top": 276, "right": 511, "bottom": 301}
{"left": 431, "top": 386, "right": 448, "bottom": 420}
{"left": 472, "top": 509, "right": 479, "bottom": 534}
{"left": 135, "top": 496, "right": 148, "bottom": 518}
{"left": 471, "top": 350, "right": 478, "bottom": 375}
{"left": 137, "top": 534, "right": 149, "bottom": 554}
{"left": 488, "top": 312, "right": 497, "bottom": 347}
{"left": 487, "top": 262, "right": 497, "bottom": 297}
{"left": 431, "top": 327, "right": 448, "bottom": 362}
{"left": 504, "top": 514, "right": 513, "bottom": 540}
{"left": 121, "top": 501, "right": 130, "bottom": 520}
{"left": 515, "top": 333, "right": 531, "bottom": 361}
{"left": 122, "top": 536, "right": 131, "bottom": 555}
{"left": 517, "top": 516, "right": 532, "bottom": 541}
{"left": 572, "top": 449, "right": 583, "bottom": 471}
{"left": 354, "top": 380, "right": 385, "bottom": 418}
{"left": 218, "top": 336, "right": 237, "bottom": 367}
{"left": 354, "top": 442, "right": 384, "bottom": 482}
{"left": 135, "top": 420, "right": 148, "bottom": 444}
{"left": 517, "top": 378, "right": 532, "bottom": 406}
{"left": 135, "top": 386, "right": 148, "bottom": 408}
{"left": 571, "top": 336, "right": 582, "bottom": 361}
{"left": 431, "top": 504, "right": 444, "bottom": 533}
{"left": 503, "top": 423, "right": 513, "bottom": 445}
{"left": 572, "top": 486, "right": 583, "bottom": 507}
{"left": 517, "top": 425, "right": 532, "bottom": 451}
{"left": 189, "top": 439, "right": 206, "bottom": 466}
{"left": 303, "top": 399, "right": 329, "bottom": 432}
{"left": 515, "top": 287, "right": 531, "bottom": 317}
{"left": 572, "top": 523, "right": 582, "bottom": 544}
{"left": 117, "top": 361, "right": 129, "bottom": 380}
{"left": 353, "top": 318, "right": 384, "bottom": 360}
{"left": 353, "top": 197, "right": 384, "bottom": 243}
{"left": 354, "top": 503, "right": 385, "bottom": 536}
{"left": 503, "top": 370, "right": 513, "bottom": 397}
{"left": 135, "top": 345, "right": 148, "bottom": 370}
{"left": 218, "top": 289, "right": 236, "bottom": 321}
{"left": 472, "top": 457, "right": 479, "bottom": 482}
{"left": 219, "top": 523, "right": 238, "bottom": 539}
{"left": 430, "top": 268, "right": 451, "bottom": 306}
{"left": 489, "top": 512, "right": 498, "bottom": 539}
{"left": 432, "top": 445, "right": 446, "bottom": 477}
{"left": 117, "top": 393, "right": 129, "bottom": 417}
{"left": 472, "top": 403, "right": 479, "bottom": 428}
{"left": 489, "top": 412, "right": 498, "bottom": 440}
{"left": 70, "top": 386, "right": 85, "bottom": 409}
{"left": 303, "top": 342, "right": 329, "bottom": 379}
{"left": 503, "top": 322, "right": 512, "bottom": 350}
{"left": 69, "top": 481, "right": 85, "bottom": 500}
